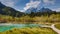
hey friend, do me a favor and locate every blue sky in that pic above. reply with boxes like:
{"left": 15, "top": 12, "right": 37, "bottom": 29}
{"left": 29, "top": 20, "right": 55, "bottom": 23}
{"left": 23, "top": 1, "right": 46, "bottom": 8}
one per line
{"left": 0, "top": 0, "right": 60, "bottom": 12}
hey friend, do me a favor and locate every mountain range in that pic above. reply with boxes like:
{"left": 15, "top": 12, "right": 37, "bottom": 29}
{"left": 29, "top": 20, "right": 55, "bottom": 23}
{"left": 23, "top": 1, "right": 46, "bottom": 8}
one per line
{"left": 0, "top": 2, "right": 59, "bottom": 17}
{"left": 25, "top": 7, "right": 55, "bottom": 14}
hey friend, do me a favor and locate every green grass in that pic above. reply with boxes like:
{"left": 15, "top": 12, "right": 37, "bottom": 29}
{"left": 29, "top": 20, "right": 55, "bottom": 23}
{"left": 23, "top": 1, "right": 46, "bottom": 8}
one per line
{"left": 0, "top": 27, "right": 57, "bottom": 34}
{"left": 55, "top": 24, "right": 60, "bottom": 30}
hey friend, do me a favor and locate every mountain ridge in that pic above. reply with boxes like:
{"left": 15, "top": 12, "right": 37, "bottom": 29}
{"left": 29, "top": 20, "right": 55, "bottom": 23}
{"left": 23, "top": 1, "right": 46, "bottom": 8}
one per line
{"left": 25, "top": 7, "right": 54, "bottom": 14}
{"left": 0, "top": 2, "right": 59, "bottom": 17}
{"left": 0, "top": 2, "right": 24, "bottom": 17}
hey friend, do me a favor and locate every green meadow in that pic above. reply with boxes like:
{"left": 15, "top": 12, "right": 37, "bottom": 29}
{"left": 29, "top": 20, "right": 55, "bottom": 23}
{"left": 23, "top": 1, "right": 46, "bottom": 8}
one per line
{"left": 0, "top": 28, "right": 57, "bottom": 34}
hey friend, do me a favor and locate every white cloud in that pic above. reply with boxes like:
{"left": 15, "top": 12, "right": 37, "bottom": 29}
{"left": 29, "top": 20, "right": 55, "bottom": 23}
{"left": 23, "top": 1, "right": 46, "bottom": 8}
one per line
{"left": 23, "top": 0, "right": 55, "bottom": 12}
{"left": 0, "top": 0, "right": 17, "bottom": 7}
{"left": 52, "top": 8, "right": 60, "bottom": 12}
{"left": 24, "top": 0, "right": 41, "bottom": 11}
{"left": 43, "top": 0, "right": 55, "bottom": 5}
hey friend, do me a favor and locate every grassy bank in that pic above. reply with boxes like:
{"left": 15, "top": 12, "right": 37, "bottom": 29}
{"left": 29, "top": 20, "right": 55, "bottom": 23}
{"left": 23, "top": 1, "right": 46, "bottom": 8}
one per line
{"left": 55, "top": 24, "right": 60, "bottom": 30}
{"left": 0, "top": 27, "right": 57, "bottom": 34}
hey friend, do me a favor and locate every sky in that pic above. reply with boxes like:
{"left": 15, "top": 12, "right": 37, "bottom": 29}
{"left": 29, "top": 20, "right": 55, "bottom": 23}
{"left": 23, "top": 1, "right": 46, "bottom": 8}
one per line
{"left": 0, "top": 0, "right": 60, "bottom": 12}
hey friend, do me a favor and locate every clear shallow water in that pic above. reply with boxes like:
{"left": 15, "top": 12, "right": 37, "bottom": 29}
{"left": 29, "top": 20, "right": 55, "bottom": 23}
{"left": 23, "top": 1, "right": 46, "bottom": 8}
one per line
{"left": 0, "top": 24, "right": 46, "bottom": 32}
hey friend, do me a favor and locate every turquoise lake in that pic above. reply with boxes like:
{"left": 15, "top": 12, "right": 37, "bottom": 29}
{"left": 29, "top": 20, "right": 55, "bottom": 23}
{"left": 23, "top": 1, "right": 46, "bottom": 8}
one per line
{"left": 0, "top": 24, "right": 46, "bottom": 32}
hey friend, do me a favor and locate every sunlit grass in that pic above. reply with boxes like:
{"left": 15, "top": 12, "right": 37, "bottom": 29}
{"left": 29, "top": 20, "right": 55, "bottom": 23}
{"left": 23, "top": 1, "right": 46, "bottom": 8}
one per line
{"left": 0, "top": 27, "right": 57, "bottom": 34}
{"left": 55, "top": 24, "right": 60, "bottom": 30}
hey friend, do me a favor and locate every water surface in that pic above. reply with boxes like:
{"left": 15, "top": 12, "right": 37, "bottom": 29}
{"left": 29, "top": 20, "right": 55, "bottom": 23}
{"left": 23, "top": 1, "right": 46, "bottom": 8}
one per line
{"left": 0, "top": 24, "right": 46, "bottom": 32}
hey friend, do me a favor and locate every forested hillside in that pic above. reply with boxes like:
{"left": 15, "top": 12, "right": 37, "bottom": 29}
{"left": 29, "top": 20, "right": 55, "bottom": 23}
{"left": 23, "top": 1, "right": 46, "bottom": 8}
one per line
{"left": 0, "top": 2, "right": 25, "bottom": 17}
